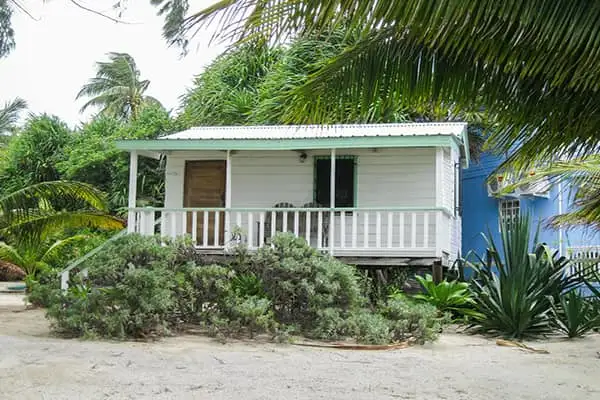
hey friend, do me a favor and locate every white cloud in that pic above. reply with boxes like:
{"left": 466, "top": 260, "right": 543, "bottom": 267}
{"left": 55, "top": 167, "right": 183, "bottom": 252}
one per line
{"left": 0, "top": 0, "right": 226, "bottom": 127}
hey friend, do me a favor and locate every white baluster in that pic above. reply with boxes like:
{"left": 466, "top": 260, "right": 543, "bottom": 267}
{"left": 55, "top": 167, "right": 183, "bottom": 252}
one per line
{"left": 352, "top": 212, "right": 357, "bottom": 248}
{"left": 340, "top": 211, "right": 346, "bottom": 248}
{"left": 305, "top": 211, "right": 311, "bottom": 243}
{"left": 214, "top": 211, "right": 220, "bottom": 247}
{"left": 294, "top": 211, "right": 299, "bottom": 237}
{"left": 399, "top": 212, "right": 404, "bottom": 248}
{"left": 270, "top": 211, "right": 276, "bottom": 239}
{"left": 363, "top": 212, "right": 369, "bottom": 248}
{"left": 191, "top": 211, "right": 198, "bottom": 245}
{"left": 376, "top": 211, "right": 382, "bottom": 249}
{"left": 387, "top": 212, "right": 393, "bottom": 248}
{"left": 181, "top": 211, "right": 187, "bottom": 236}
{"left": 259, "top": 212, "right": 265, "bottom": 247}
{"left": 411, "top": 212, "right": 417, "bottom": 248}
{"left": 170, "top": 211, "right": 177, "bottom": 238}
{"left": 247, "top": 212, "right": 254, "bottom": 248}
{"left": 423, "top": 212, "right": 429, "bottom": 248}
{"left": 317, "top": 211, "right": 323, "bottom": 249}
{"left": 202, "top": 211, "right": 209, "bottom": 247}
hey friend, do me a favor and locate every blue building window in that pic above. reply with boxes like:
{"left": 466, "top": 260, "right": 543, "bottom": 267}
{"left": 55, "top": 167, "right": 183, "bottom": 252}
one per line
{"left": 499, "top": 199, "right": 520, "bottom": 231}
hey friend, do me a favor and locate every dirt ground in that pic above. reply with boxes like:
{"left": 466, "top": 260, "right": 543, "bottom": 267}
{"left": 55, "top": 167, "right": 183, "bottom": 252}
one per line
{"left": 0, "top": 294, "right": 599, "bottom": 400}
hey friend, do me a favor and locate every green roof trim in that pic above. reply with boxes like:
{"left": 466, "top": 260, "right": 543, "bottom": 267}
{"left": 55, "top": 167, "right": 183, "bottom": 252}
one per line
{"left": 115, "top": 135, "right": 466, "bottom": 154}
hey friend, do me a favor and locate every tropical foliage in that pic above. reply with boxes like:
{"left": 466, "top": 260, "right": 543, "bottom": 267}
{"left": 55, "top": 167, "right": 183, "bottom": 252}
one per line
{"left": 552, "top": 290, "right": 600, "bottom": 338}
{"left": 151, "top": 0, "right": 600, "bottom": 169}
{"left": 0, "top": 97, "right": 26, "bottom": 134}
{"left": 0, "top": 114, "right": 70, "bottom": 194}
{"left": 77, "top": 52, "right": 162, "bottom": 120}
{"left": 499, "top": 156, "right": 600, "bottom": 229}
{"left": 413, "top": 274, "right": 479, "bottom": 318}
{"left": 45, "top": 233, "right": 446, "bottom": 343}
{"left": 463, "top": 215, "right": 583, "bottom": 338}
{"left": 0, "top": 234, "right": 91, "bottom": 275}
{"left": 179, "top": 30, "right": 487, "bottom": 157}
{"left": 0, "top": 181, "right": 123, "bottom": 247}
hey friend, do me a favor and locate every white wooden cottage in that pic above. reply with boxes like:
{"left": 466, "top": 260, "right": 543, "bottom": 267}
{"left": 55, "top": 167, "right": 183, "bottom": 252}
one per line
{"left": 116, "top": 123, "right": 469, "bottom": 266}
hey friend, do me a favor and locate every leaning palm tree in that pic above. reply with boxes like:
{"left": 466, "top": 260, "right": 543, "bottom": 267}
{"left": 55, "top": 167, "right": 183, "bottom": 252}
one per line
{"left": 0, "top": 97, "right": 27, "bottom": 134}
{"left": 150, "top": 0, "right": 600, "bottom": 168}
{"left": 77, "top": 52, "right": 162, "bottom": 120}
{"left": 0, "top": 181, "right": 124, "bottom": 248}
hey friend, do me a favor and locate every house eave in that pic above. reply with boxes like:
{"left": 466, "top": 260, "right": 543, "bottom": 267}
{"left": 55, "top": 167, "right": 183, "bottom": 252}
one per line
{"left": 116, "top": 135, "right": 460, "bottom": 153}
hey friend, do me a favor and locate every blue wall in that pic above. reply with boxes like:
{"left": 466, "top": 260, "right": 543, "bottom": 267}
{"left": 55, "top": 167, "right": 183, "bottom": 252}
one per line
{"left": 461, "top": 152, "right": 600, "bottom": 258}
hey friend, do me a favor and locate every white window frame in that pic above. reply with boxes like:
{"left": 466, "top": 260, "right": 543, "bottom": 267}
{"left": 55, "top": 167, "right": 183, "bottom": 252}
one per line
{"left": 499, "top": 199, "right": 520, "bottom": 231}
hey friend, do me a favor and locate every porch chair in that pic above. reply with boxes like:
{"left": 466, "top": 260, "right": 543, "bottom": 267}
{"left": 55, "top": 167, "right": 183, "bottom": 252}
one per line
{"left": 263, "top": 202, "right": 296, "bottom": 243}
{"left": 300, "top": 201, "right": 330, "bottom": 248}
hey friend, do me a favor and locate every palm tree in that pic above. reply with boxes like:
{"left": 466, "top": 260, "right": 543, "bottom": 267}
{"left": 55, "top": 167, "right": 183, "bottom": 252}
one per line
{"left": 0, "top": 97, "right": 27, "bottom": 134}
{"left": 151, "top": 0, "right": 600, "bottom": 168}
{"left": 0, "top": 234, "right": 91, "bottom": 276}
{"left": 0, "top": 180, "right": 123, "bottom": 248}
{"left": 77, "top": 52, "right": 162, "bottom": 120}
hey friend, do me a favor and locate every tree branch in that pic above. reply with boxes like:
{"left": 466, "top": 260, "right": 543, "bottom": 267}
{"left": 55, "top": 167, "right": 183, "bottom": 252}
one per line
{"left": 8, "top": 0, "right": 40, "bottom": 21}
{"left": 68, "top": 0, "right": 139, "bottom": 24}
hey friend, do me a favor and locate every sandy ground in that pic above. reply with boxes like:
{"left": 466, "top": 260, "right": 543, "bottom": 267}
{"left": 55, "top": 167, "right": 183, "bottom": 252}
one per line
{"left": 0, "top": 294, "right": 599, "bottom": 400}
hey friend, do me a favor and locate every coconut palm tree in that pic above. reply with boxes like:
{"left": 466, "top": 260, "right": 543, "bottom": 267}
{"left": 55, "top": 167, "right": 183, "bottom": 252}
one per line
{"left": 0, "top": 180, "right": 123, "bottom": 247}
{"left": 77, "top": 52, "right": 162, "bottom": 120}
{"left": 151, "top": 0, "right": 600, "bottom": 168}
{"left": 0, "top": 97, "right": 26, "bottom": 134}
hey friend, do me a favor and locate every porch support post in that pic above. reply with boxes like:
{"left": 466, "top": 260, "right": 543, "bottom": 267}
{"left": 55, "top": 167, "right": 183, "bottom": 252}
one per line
{"left": 225, "top": 150, "right": 232, "bottom": 245}
{"left": 329, "top": 148, "right": 336, "bottom": 255}
{"left": 127, "top": 150, "right": 138, "bottom": 233}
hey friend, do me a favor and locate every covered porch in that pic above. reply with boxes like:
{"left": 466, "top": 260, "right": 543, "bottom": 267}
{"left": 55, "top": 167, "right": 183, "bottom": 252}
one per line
{"left": 117, "top": 123, "right": 468, "bottom": 264}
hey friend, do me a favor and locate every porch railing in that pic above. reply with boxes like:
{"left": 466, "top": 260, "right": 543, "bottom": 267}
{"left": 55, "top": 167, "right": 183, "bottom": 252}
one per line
{"left": 129, "top": 207, "right": 453, "bottom": 257}
{"left": 567, "top": 246, "right": 600, "bottom": 279}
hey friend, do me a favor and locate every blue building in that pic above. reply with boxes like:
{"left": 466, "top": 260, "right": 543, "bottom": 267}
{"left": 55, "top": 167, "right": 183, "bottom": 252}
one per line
{"left": 461, "top": 152, "right": 600, "bottom": 261}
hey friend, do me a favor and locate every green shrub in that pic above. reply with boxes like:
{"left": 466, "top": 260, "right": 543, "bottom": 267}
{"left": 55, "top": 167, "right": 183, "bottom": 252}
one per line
{"left": 383, "top": 294, "right": 446, "bottom": 344}
{"left": 25, "top": 267, "right": 61, "bottom": 308}
{"left": 344, "top": 310, "right": 393, "bottom": 344}
{"left": 248, "top": 233, "right": 365, "bottom": 328}
{"left": 553, "top": 290, "right": 600, "bottom": 338}
{"left": 413, "top": 274, "right": 480, "bottom": 318}
{"left": 43, "top": 233, "right": 443, "bottom": 345}
{"left": 464, "top": 215, "right": 582, "bottom": 339}
{"left": 48, "top": 267, "right": 176, "bottom": 339}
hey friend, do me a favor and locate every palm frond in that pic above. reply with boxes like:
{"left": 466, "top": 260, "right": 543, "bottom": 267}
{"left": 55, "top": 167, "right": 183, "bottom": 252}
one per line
{"left": 0, "top": 241, "right": 26, "bottom": 268}
{"left": 152, "top": 0, "right": 600, "bottom": 165}
{"left": 2, "top": 211, "right": 124, "bottom": 246}
{"left": 40, "top": 234, "right": 91, "bottom": 265}
{"left": 0, "top": 97, "right": 27, "bottom": 132}
{"left": 0, "top": 181, "right": 110, "bottom": 226}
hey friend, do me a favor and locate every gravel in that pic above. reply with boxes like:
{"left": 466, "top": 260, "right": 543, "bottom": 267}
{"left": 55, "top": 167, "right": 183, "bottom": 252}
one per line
{"left": 0, "top": 306, "right": 599, "bottom": 399}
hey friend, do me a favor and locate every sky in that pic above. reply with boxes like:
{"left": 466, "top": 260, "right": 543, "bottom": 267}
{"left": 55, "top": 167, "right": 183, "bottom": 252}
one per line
{"left": 0, "top": 0, "right": 227, "bottom": 127}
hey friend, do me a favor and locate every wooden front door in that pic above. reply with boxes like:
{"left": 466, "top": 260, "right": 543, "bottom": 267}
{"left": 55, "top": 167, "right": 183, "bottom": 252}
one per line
{"left": 184, "top": 160, "right": 226, "bottom": 246}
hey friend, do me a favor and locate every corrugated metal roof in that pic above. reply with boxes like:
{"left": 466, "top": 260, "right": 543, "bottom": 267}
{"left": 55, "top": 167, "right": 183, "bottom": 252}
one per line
{"left": 160, "top": 122, "right": 467, "bottom": 141}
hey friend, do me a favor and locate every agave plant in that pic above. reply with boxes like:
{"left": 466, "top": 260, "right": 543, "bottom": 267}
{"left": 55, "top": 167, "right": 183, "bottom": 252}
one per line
{"left": 552, "top": 290, "right": 600, "bottom": 338}
{"left": 463, "top": 215, "right": 582, "bottom": 338}
{"left": 413, "top": 274, "right": 480, "bottom": 318}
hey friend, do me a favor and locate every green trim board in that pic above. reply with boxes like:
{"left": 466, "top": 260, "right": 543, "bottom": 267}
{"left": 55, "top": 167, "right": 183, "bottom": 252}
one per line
{"left": 116, "top": 135, "right": 461, "bottom": 151}
{"left": 313, "top": 155, "right": 358, "bottom": 207}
